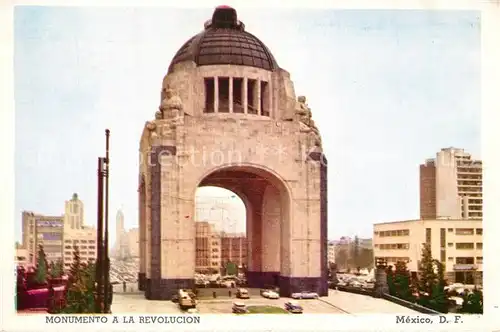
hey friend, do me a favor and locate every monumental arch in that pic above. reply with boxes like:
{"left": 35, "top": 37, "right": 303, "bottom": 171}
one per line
{"left": 138, "top": 5, "right": 328, "bottom": 300}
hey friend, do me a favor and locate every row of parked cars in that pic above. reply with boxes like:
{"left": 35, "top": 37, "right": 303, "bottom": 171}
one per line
{"left": 232, "top": 300, "right": 305, "bottom": 314}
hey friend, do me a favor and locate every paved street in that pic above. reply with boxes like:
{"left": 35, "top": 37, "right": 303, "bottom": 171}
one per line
{"left": 111, "top": 287, "right": 417, "bottom": 314}
{"left": 112, "top": 293, "right": 180, "bottom": 314}
{"left": 196, "top": 297, "right": 346, "bottom": 314}
{"left": 112, "top": 292, "right": 347, "bottom": 314}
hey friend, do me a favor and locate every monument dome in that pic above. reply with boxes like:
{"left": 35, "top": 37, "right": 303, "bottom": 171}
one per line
{"left": 168, "top": 5, "right": 279, "bottom": 74}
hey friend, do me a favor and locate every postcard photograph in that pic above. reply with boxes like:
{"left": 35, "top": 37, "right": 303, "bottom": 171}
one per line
{"left": 5, "top": 3, "right": 489, "bottom": 329}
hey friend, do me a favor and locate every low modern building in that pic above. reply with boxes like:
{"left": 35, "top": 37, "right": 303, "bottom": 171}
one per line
{"left": 21, "top": 211, "right": 64, "bottom": 265}
{"left": 373, "top": 219, "right": 483, "bottom": 284}
{"left": 220, "top": 232, "right": 247, "bottom": 268}
{"left": 63, "top": 227, "right": 98, "bottom": 269}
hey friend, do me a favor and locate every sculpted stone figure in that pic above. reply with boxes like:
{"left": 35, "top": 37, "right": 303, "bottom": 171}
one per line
{"left": 295, "top": 95, "right": 322, "bottom": 148}
{"left": 160, "top": 86, "right": 184, "bottom": 125}
{"left": 145, "top": 121, "right": 158, "bottom": 140}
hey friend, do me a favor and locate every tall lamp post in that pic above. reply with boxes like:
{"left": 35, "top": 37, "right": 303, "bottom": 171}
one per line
{"left": 95, "top": 129, "right": 111, "bottom": 313}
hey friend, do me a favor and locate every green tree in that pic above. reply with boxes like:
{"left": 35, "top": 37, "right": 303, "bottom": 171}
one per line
{"left": 57, "top": 246, "right": 97, "bottom": 313}
{"left": 428, "top": 260, "right": 448, "bottom": 313}
{"left": 418, "top": 243, "right": 436, "bottom": 298}
{"left": 386, "top": 265, "right": 396, "bottom": 295}
{"left": 49, "top": 261, "right": 56, "bottom": 278}
{"left": 352, "top": 236, "right": 360, "bottom": 270}
{"left": 393, "top": 261, "right": 415, "bottom": 302}
{"left": 416, "top": 244, "right": 449, "bottom": 313}
{"left": 459, "top": 288, "right": 483, "bottom": 314}
{"left": 55, "top": 259, "right": 64, "bottom": 278}
{"left": 34, "top": 245, "right": 48, "bottom": 285}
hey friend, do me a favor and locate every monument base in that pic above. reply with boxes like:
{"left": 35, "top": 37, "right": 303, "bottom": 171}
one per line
{"left": 279, "top": 276, "right": 328, "bottom": 297}
{"left": 246, "top": 271, "right": 280, "bottom": 289}
{"left": 144, "top": 278, "right": 195, "bottom": 300}
{"left": 138, "top": 273, "right": 146, "bottom": 291}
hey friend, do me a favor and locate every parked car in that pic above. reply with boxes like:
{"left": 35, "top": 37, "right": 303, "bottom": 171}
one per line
{"left": 232, "top": 301, "right": 248, "bottom": 314}
{"left": 236, "top": 288, "right": 250, "bottom": 299}
{"left": 178, "top": 289, "right": 196, "bottom": 310}
{"left": 291, "top": 291, "right": 319, "bottom": 299}
{"left": 261, "top": 290, "right": 280, "bottom": 299}
{"left": 284, "top": 300, "right": 303, "bottom": 314}
{"left": 185, "top": 308, "right": 199, "bottom": 314}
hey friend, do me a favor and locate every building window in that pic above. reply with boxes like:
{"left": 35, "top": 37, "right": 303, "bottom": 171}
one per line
{"left": 476, "top": 256, "right": 483, "bottom": 264}
{"left": 447, "top": 257, "right": 453, "bottom": 261}
{"left": 447, "top": 243, "right": 453, "bottom": 247}
{"left": 218, "top": 77, "right": 230, "bottom": 113}
{"left": 247, "top": 79, "right": 258, "bottom": 114}
{"left": 233, "top": 78, "right": 244, "bottom": 113}
{"left": 476, "top": 242, "right": 483, "bottom": 249}
{"left": 260, "top": 81, "right": 269, "bottom": 116}
{"left": 425, "top": 228, "right": 431, "bottom": 244}
{"left": 448, "top": 228, "right": 453, "bottom": 232}
{"left": 204, "top": 77, "right": 215, "bottom": 113}
{"left": 476, "top": 228, "right": 482, "bottom": 235}
{"left": 456, "top": 243, "right": 474, "bottom": 249}
{"left": 440, "top": 228, "right": 446, "bottom": 248}
{"left": 456, "top": 228, "right": 474, "bottom": 235}
{"left": 456, "top": 257, "right": 474, "bottom": 264}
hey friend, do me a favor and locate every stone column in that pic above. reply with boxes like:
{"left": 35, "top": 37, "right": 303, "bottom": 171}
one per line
{"left": 243, "top": 77, "right": 248, "bottom": 114}
{"left": 229, "top": 77, "right": 233, "bottom": 113}
{"left": 214, "top": 76, "right": 219, "bottom": 113}
{"left": 145, "top": 145, "right": 194, "bottom": 301}
{"left": 260, "top": 185, "right": 281, "bottom": 286}
{"left": 256, "top": 79, "right": 262, "bottom": 115}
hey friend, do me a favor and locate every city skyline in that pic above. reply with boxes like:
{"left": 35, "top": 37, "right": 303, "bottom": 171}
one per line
{"left": 14, "top": 8, "right": 480, "bottom": 242}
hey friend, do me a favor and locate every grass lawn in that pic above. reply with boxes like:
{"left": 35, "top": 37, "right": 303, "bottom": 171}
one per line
{"left": 246, "top": 305, "right": 289, "bottom": 314}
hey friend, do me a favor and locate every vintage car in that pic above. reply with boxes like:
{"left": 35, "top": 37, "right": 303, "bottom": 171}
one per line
{"left": 232, "top": 301, "right": 248, "bottom": 314}
{"left": 178, "top": 289, "right": 197, "bottom": 310}
{"left": 284, "top": 300, "right": 303, "bottom": 313}
{"left": 291, "top": 291, "right": 319, "bottom": 299}
{"left": 261, "top": 290, "right": 280, "bottom": 299}
{"left": 236, "top": 288, "right": 250, "bottom": 299}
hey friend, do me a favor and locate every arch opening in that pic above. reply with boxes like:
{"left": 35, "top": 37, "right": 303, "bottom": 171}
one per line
{"left": 195, "top": 165, "right": 291, "bottom": 291}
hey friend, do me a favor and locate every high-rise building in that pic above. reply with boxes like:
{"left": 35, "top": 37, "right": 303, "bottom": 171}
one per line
{"left": 64, "top": 193, "right": 85, "bottom": 229}
{"left": 22, "top": 211, "right": 64, "bottom": 265}
{"left": 420, "top": 147, "right": 482, "bottom": 220}
{"left": 62, "top": 193, "right": 97, "bottom": 268}
{"left": 113, "top": 209, "right": 132, "bottom": 259}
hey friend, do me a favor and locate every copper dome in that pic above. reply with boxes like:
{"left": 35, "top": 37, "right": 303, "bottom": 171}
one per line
{"left": 168, "top": 6, "right": 279, "bottom": 74}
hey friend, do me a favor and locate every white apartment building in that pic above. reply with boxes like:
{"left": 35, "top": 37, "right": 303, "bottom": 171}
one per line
{"left": 373, "top": 219, "right": 483, "bottom": 284}
{"left": 420, "top": 147, "right": 482, "bottom": 220}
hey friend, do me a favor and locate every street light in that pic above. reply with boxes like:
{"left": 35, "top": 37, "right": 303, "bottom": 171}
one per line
{"left": 95, "top": 129, "right": 110, "bottom": 313}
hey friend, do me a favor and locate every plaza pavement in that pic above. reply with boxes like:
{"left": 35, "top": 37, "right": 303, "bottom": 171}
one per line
{"left": 111, "top": 289, "right": 417, "bottom": 314}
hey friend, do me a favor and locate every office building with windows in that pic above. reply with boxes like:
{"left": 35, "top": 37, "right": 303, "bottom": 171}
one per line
{"left": 373, "top": 219, "right": 483, "bottom": 284}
